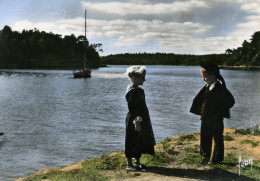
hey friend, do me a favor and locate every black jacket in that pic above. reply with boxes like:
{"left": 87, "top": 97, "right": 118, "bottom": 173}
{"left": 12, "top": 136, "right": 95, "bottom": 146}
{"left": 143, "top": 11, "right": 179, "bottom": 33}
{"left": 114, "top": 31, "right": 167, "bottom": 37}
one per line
{"left": 190, "top": 81, "right": 235, "bottom": 119}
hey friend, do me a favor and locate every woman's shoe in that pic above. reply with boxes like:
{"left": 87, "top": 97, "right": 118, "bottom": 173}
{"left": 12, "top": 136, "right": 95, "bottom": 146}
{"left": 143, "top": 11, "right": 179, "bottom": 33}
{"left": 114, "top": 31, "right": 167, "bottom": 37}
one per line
{"left": 126, "top": 164, "right": 138, "bottom": 171}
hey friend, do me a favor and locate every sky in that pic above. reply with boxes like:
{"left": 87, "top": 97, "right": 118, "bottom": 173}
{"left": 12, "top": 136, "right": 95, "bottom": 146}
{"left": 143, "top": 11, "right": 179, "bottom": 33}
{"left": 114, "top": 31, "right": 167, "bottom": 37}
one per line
{"left": 1, "top": 0, "right": 260, "bottom": 56}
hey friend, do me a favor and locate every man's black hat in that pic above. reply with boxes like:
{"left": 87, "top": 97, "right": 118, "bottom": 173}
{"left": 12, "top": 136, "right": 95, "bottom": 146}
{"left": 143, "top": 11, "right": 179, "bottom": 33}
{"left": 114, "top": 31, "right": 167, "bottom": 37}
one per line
{"left": 200, "top": 62, "right": 220, "bottom": 77}
{"left": 200, "top": 62, "right": 227, "bottom": 88}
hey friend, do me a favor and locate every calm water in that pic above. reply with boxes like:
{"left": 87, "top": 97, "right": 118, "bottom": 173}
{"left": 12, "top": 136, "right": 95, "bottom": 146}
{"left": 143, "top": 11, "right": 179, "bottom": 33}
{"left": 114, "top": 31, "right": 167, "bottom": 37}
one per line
{"left": 0, "top": 66, "right": 259, "bottom": 180}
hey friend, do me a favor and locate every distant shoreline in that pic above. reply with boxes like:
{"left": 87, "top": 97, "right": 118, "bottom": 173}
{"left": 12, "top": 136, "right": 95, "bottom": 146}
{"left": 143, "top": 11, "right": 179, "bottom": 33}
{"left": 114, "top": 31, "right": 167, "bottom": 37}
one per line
{"left": 219, "top": 65, "right": 260, "bottom": 70}
{"left": 0, "top": 67, "right": 104, "bottom": 71}
{"left": 0, "top": 65, "right": 259, "bottom": 71}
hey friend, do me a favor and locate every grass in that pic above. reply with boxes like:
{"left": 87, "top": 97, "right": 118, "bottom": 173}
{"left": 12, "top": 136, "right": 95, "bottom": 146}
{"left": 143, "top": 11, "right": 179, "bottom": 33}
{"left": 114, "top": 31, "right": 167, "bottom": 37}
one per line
{"left": 239, "top": 161, "right": 260, "bottom": 180}
{"left": 185, "top": 147, "right": 199, "bottom": 153}
{"left": 25, "top": 155, "right": 126, "bottom": 181}
{"left": 180, "top": 152, "right": 260, "bottom": 180}
{"left": 115, "top": 173, "right": 139, "bottom": 179}
{"left": 178, "top": 134, "right": 196, "bottom": 142}
{"left": 159, "top": 137, "right": 171, "bottom": 152}
{"left": 25, "top": 151, "right": 174, "bottom": 181}
{"left": 159, "top": 137, "right": 171, "bottom": 145}
{"left": 235, "top": 124, "right": 260, "bottom": 135}
{"left": 223, "top": 135, "right": 234, "bottom": 141}
{"left": 25, "top": 168, "right": 108, "bottom": 181}
{"left": 159, "top": 137, "right": 179, "bottom": 155}
{"left": 179, "top": 153, "right": 238, "bottom": 168}
{"left": 140, "top": 152, "right": 174, "bottom": 167}
{"left": 240, "top": 139, "right": 259, "bottom": 147}
{"left": 180, "top": 155, "right": 204, "bottom": 164}
{"left": 82, "top": 155, "right": 126, "bottom": 171}
{"left": 210, "top": 155, "right": 260, "bottom": 180}
{"left": 24, "top": 128, "right": 260, "bottom": 181}
{"left": 210, "top": 154, "right": 237, "bottom": 170}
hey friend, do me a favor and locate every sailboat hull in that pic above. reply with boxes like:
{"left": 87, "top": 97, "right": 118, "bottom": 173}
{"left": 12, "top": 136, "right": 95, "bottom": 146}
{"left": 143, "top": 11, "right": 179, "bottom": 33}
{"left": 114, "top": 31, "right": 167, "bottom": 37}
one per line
{"left": 73, "top": 70, "right": 91, "bottom": 78}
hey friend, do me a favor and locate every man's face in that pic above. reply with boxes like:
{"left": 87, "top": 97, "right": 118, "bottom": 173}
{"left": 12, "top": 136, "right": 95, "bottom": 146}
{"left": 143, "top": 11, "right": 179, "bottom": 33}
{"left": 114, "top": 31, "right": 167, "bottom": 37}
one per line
{"left": 201, "top": 71, "right": 216, "bottom": 85}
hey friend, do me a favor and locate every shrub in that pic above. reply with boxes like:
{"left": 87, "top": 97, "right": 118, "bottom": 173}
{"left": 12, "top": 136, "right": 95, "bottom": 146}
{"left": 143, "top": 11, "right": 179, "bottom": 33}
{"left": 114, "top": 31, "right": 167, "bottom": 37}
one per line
{"left": 240, "top": 140, "right": 259, "bottom": 147}
{"left": 223, "top": 135, "right": 234, "bottom": 141}
{"left": 178, "top": 134, "right": 196, "bottom": 142}
{"left": 235, "top": 124, "right": 260, "bottom": 135}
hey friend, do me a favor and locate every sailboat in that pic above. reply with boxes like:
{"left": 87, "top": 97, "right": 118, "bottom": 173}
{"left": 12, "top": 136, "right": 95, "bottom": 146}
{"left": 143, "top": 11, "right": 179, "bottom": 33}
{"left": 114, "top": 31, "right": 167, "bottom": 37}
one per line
{"left": 73, "top": 10, "right": 91, "bottom": 78}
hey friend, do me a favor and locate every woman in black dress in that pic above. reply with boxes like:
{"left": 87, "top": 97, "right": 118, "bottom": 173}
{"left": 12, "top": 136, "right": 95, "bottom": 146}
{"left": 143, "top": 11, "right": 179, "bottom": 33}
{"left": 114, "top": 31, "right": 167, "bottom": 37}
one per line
{"left": 125, "top": 66, "right": 156, "bottom": 171}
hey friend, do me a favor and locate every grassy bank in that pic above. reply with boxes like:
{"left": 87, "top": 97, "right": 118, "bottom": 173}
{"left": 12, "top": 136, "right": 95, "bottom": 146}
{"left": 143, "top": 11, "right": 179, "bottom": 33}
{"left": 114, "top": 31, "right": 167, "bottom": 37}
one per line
{"left": 17, "top": 127, "right": 260, "bottom": 181}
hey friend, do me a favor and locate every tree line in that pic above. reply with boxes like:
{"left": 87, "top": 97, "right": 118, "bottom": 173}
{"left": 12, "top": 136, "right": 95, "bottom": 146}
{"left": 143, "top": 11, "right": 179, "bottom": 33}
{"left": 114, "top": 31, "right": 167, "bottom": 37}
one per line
{"left": 101, "top": 31, "right": 260, "bottom": 66}
{"left": 224, "top": 31, "right": 260, "bottom": 66}
{"left": 0, "top": 25, "right": 259, "bottom": 68}
{"left": 101, "top": 53, "right": 226, "bottom": 66}
{"left": 0, "top": 25, "right": 102, "bottom": 69}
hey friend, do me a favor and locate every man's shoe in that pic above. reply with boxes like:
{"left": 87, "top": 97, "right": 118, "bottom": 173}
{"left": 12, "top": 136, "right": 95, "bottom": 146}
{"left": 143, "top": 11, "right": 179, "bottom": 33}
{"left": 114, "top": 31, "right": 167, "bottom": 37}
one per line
{"left": 211, "top": 160, "right": 223, "bottom": 164}
{"left": 134, "top": 163, "right": 146, "bottom": 171}
{"left": 201, "top": 158, "right": 209, "bottom": 164}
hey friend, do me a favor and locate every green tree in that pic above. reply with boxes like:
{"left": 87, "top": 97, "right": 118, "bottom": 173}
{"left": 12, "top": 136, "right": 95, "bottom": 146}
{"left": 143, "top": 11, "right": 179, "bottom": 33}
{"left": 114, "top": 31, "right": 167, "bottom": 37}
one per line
{"left": 0, "top": 25, "right": 12, "bottom": 64}
{"left": 0, "top": 26, "right": 102, "bottom": 69}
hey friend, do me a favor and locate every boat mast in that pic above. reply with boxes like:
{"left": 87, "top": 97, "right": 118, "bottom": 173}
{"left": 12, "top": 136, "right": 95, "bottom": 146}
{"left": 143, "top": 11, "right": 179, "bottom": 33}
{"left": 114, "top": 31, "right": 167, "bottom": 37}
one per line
{"left": 84, "top": 9, "right": 87, "bottom": 70}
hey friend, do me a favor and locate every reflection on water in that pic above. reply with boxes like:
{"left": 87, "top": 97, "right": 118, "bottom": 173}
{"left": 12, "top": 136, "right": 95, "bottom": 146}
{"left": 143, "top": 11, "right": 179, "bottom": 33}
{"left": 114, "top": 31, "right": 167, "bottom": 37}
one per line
{"left": 0, "top": 66, "right": 259, "bottom": 180}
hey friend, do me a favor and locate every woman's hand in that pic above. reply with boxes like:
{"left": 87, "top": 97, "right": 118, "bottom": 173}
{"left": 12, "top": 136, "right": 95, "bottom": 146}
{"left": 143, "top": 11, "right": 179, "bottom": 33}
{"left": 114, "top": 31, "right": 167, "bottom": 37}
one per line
{"left": 135, "top": 122, "right": 141, "bottom": 131}
{"left": 198, "top": 115, "right": 202, "bottom": 120}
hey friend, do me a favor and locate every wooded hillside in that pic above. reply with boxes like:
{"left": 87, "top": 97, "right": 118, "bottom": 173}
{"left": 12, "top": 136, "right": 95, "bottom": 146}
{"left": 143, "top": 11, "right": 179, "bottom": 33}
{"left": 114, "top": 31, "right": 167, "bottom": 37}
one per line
{"left": 1, "top": 25, "right": 259, "bottom": 68}
{"left": 0, "top": 25, "right": 102, "bottom": 69}
{"left": 101, "top": 31, "right": 260, "bottom": 66}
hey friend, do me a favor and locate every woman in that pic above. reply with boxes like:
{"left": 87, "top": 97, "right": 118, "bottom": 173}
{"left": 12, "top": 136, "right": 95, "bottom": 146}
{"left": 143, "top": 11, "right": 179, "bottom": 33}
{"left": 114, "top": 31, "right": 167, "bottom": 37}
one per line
{"left": 125, "top": 66, "right": 156, "bottom": 171}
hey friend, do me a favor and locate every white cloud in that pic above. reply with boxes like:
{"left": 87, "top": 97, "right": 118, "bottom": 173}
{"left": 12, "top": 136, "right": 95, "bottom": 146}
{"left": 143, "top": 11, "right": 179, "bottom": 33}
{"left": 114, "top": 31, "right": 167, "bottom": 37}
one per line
{"left": 82, "top": 0, "right": 208, "bottom": 16}
{"left": 240, "top": 2, "right": 260, "bottom": 14}
{"left": 12, "top": 17, "right": 215, "bottom": 54}
{"left": 12, "top": 18, "right": 85, "bottom": 36}
{"left": 10, "top": 0, "right": 260, "bottom": 55}
{"left": 213, "top": 0, "right": 260, "bottom": 14}
{"left": 105, "top": 20, "right": 213, "bottom": 47}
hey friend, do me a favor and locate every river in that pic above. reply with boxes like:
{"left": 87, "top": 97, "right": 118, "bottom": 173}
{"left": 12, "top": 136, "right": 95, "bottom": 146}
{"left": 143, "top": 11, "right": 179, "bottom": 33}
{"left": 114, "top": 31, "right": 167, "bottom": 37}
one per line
{"left": 0, "top": 66, "right": 259, "bottom": 180}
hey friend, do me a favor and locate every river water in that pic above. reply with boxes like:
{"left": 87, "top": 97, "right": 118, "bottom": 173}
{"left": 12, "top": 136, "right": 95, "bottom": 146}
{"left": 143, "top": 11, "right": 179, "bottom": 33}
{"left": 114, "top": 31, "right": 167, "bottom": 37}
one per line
{"left": 0, "top": 66, "right": 259, "bottom": 180}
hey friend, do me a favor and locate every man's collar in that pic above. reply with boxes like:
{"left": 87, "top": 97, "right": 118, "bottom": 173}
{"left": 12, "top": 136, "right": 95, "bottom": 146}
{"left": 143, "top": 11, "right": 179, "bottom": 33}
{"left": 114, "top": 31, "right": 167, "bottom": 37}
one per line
{"left": 206, "top": 81, "right": 217, "bottom": 91}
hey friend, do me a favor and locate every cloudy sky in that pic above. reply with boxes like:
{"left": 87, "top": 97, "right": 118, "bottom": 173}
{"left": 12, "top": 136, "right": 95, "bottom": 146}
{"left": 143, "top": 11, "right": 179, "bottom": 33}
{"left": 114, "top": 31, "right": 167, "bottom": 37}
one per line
{"left": 1, "top": 0, "right": 260, "bottom": 56}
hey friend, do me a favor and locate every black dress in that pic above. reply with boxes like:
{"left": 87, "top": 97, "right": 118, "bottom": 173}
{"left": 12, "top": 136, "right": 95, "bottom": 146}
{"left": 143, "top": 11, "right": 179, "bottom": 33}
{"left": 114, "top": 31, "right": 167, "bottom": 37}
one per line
{"left": 190, "top": 81, "right": 235, "bottom": 162}
{"left": 125, "top": 86, "right": 155, "bottom": 158}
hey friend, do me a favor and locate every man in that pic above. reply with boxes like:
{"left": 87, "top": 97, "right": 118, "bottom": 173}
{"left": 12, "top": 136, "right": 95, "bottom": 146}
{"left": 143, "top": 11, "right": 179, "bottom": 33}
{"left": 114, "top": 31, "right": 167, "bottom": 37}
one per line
{"left": 190, "top": 63, "right": 235, "bottom": 164}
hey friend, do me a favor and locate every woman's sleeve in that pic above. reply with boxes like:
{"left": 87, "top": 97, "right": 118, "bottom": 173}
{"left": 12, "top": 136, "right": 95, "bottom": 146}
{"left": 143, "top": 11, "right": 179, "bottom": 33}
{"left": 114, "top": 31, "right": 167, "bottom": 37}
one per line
{"left": 126, "top": 89, "right": 143, "bottom": 122}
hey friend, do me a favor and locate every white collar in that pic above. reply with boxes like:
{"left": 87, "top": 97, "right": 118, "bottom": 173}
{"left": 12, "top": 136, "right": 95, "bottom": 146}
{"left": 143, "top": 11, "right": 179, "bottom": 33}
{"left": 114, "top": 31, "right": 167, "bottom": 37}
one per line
{"left": 207, "top": 81, "right": 217, "bottom": 91}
